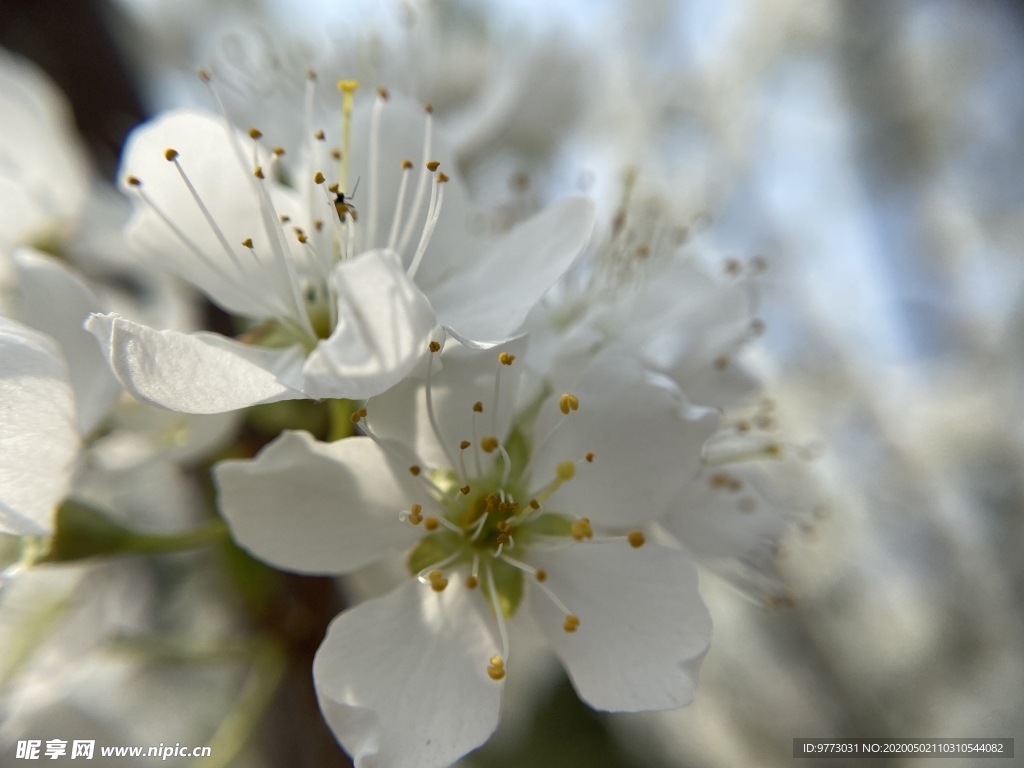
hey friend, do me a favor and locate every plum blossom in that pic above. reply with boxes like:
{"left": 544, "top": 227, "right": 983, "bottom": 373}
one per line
{"left": 215, "top": 341, "right": 716, "bottom": 767}
{"left": 87, "top": 76, "right": 594, "bottom": 414}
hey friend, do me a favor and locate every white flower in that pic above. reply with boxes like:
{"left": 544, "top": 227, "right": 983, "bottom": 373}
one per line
{"left": 0, "top": 317, "right": 78, "bottom": 535}
{"left": 87, "top": 77, "right": 594, "bottom": 414}
{"left": 215, "top": 341, "right": 716, "bottom": 768}
{"left": 0, "top": 49, "right": 90, "bottom": 254}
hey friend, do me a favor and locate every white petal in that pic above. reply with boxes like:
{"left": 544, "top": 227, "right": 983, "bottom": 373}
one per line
{"left": 119, "top": 108, "right": 294, "bottom": 319}
{"left": 85, "top": 313, "right": 306, "bottom": 414}
{"left": 215, "top": 432, "right": 426, "bottom": 575}
{"left": 12, "top": 248, "right": 121, "bottom": 435}
{"left": 365, "top": 337, "right": 527, "bottom": 469}
{"left": 665, "top": 464, "right": 792, "bottom": 560}
{"left": 0, "top": 318, "right": 79, "bottom": 535}
{"left": 426, "top": 195, "right": 595, "bottom": 342}
{"left": 314, "top": 579, "right": 502, "bottom": 768}
{"left": 530, "top": 542, "right": 711, "bottom": 712}
{"left": 533, "top": 355, "right": 719, "bottom": 526}
{"left": 302, "top": 250, "right": 439, "bottom": 400}
{"left": 0, "top": 50, "right": 89, "bottom": 248}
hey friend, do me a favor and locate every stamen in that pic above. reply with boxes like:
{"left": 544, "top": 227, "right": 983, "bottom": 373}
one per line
{"left": 128, "top": 182, "right": 275, "bottom": 315}
{"left": 529, "top": 461, "right": 578, "bottom": 504}
{"left": 486, "top": 655, "right": 505, "bottom": 681}
{"left": 406, "top": 163, "right": 440, "bottom": 279}
{"left": 627, "top": 530, "right": 646, "bottom": 548}
{"left": 358, "top": 418, "right": 446, "bottom": 497}
{"left": 366, "top": 87, "right": 388, "bottom": 250}
{"left": 416, "top": 552, "right": 459, "bottom": 584}
{"left": 336, "top": 80, "right": 359, "bottom": 196}
{"left": 470, "top": 402, "right": 484, "bottom": 477}
{"left": 387, "top": 159, "right": 414, "bottom": 251}
{"left": 484, "top": 561, "right": 510, "bottom": 663}
{"left": 407, "top": 170, "right": 447, "bottom": 280}
{"left": 704, "top": 442, "right": 784, "bottom": 466}
{"left": 397, "top": 106, "right": 435, "bottom": 255}
{"left": 425, "top": 341, "right": 460, "bottom": 473}
{"left": 570, "top": 517, "right": 593, "bottom": 541}
{"left": 165, "top": 151, "right": 246, "bottom": 274}
{"left": 467, "top": 554, "right": 480, "bottom": 589}
{"left": 523, "top": 393, "right": 579, "bottom": 479}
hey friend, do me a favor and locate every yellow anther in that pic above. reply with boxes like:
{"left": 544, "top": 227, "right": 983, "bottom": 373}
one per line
{"left": 498, "top": 352, "right": 515, "bottom": 366}
{"left": 529, "top": 499, "right": 540, "bottom": 510}
{"left": 628, "top": 530, "right": 646, "bottom": 548}
{"left": 306, "top": 68, "right": 317, "bottom": 80}
{"left": 328, "top": 183, "right": 340, "bottom": 193}
{"left": 330, "top": 149, "right": 341, "bottom": 160}
{"left": 297, "top": 233, "right": 308, "bottom": 244}
{"left": 424, "top": 103, "right": 434, "bottom": 114}
{"left": 164, "top": 148, "right": 179, "bottom": 161}
{"left": 241, "top": 237, "right": 254, "bottom": 249}
{"left": 466, "top": 574, "right": 479, "bottom": 589}
{"left": 460, "top": 440, "right": 471, "bottom": 450}
{"left": 314, "top": 220, "right": 324, "bottom": 231}
{"left": 585, "top": 452, "right": 595, "bottom": 463}
{"left": 428, "top": 570, "right": 448, "bottom": 592}
{"left": 437, "top": 172, "right": 449, "bottom": 183}
{"left": 635, "top": 244, "right": 650, "bottom": 259}
{"left": 349, "top": 407, "right": 367, "bottom": 423}
{"left": 563, "top": 615, "right": 580, "bottom": 633}
{"left": 460, "top": 485, "right": 471, "bottom": 495}
{"left": 248, "top": 127, "right": 263, "bottom": 140}
{"left": 314, "top": 129, "right": 325, "bottom": 140}
{"left": 253, "top": 166, "right": 265, "bottom": 179}
{"left": 314, "top": 171, "right": 326, "bottom": 184}
{"left": 280, "top": 214, "right": 291, "bottom": 223}
{"left": 337, "top": 79, "right": 359, "bottom": 93}
{"left": 429, "top": 340, "right": 441, "bottom": 353}
{"left": 424, "top": 517, "right": 439, "bottom": 532}
{"left": 409, "top": 465, "right": 421, "bottom": 476}
{"left": 125, "top": 175, "right": 141, "bottom": 187}
{"left": 401, "top": 159, "right": 414, "bottom": 170}
{"left": 724, "top": 258, "right": 743, "bottom": 276}
{"left": 714, "top": 355, "right": 730, "bottom": 370}
{"left": 197, "top": 69, "right": 211, "bottom": 83}
{"left": 377, "top": 86, "right": 390, "bottom": 100}
{"left": 472, "top": 401, "right": 484, "bottom": 413}
{"left": 480, "top": 437, "right": 499, "bottom": 453}
{"left": 426, "top": 160, "right": 441, "bottom": 172}
{"left": 486, "top": 655, "right": 505, "bottom": 681}
{"left": 556, "top": 461, "right": 576, "bottom": 480}
{"left": 570, "top": 518, "right": 593, "bottom": 542}
{"left": 535, "top": 569, "right": 547, "bottom": 582}
{"left": 558, "top": 393, "right": 579, "bottom": 415}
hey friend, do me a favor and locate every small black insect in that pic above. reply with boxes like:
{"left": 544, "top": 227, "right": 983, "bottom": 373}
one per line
{"left": 333, "top": 176, "right": 360, "bottom": 222}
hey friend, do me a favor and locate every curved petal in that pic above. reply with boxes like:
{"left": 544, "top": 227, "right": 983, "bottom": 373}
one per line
{"left": 426, "top": 195, "right": 595, "bottom": 342}
{"left": 314, "top": 579, "right": 502, "bottom": 768}
{"left": 533, "top": 355, "right": 718, "bottom": 526}
{"left": 529, "top": 541, "right": 711, "bottom": 712}
{"left": 302, "top": 250, "right": 439, "bottom": 400}
{"left": 0, "top": 318, "right": 79, "bottom": 535}
{"left": 85, "top": 313, "right": 306, "bottom": 414}
{"left": 215, "top": 432, "right": 427, "bottom": 575}
{"left": 12, "top": 248, "right": 121, "bottom": 434}
{"left": 119, "top": 108, "right": 296, "bottom": 319}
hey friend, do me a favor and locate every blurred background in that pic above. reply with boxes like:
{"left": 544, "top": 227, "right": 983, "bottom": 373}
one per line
{"left": 1, "top": 0, "right": 1023, "bottom": 766}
